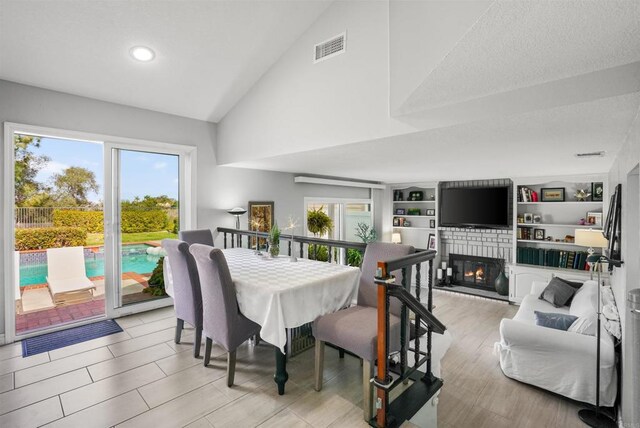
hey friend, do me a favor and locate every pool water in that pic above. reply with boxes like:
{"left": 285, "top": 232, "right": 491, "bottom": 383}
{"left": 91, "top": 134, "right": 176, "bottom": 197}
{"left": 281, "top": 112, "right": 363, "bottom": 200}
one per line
{"left": 19, "top": 244, "right": 161, "bottom": 287}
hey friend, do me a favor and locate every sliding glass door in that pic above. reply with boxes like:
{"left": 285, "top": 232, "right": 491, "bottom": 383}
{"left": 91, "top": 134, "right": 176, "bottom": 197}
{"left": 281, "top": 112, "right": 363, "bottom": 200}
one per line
{"left": 4, "top": 122, "right": 195, "bottom": 341}
{"left": 12, "top": 134, "right": 106, "bottom": 336}
{"left": 105, "top": 145, "right": 189, "bottom": 317}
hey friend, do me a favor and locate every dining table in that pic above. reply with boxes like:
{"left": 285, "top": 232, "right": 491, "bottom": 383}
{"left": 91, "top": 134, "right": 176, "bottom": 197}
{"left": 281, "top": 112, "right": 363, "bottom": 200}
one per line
{"left": 222, "top": 247, "right": 361, "bottom": 395}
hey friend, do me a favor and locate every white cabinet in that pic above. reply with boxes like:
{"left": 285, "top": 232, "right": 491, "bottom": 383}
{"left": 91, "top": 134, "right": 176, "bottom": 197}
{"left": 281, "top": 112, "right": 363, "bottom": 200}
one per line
{"left": 508, "top": 263, "right": 597, "bottom": 304}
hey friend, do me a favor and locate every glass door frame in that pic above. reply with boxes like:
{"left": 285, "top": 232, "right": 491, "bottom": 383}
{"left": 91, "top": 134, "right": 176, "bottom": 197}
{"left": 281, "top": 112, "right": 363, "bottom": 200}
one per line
{"left": 303, "top": 197, "right": 375, "bottom": 241}
{"left": 104, "top": 141, "right": 195, "bottom": 319}
{"left": 3, "top": 122, "right": 196, "bottom": 342}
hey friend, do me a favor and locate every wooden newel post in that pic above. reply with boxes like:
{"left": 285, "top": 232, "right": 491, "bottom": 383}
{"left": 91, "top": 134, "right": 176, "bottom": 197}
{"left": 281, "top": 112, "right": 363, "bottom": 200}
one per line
{"left": 375, "top": 261, "right": 388, "bottom": 427}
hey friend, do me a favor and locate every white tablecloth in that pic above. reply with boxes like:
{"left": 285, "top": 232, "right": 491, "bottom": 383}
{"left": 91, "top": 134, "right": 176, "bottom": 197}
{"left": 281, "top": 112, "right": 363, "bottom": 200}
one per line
{"left": 222, "top": 248, "right": 361, "bottom": 353}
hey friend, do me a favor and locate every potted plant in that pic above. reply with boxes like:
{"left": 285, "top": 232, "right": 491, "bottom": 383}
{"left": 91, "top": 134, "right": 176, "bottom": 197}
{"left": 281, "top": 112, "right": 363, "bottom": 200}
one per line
{"left": 307, "top": 206, "right": 333, "bottom": 261}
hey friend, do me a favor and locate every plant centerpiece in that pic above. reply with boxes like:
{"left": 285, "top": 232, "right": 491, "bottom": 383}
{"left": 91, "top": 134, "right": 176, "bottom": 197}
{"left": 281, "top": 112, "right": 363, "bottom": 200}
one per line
{"left": 307, "top": 206, "right": 333, "bottom": 261}
{"left": 268, "top": 222, "right": 281, "bottom": 257}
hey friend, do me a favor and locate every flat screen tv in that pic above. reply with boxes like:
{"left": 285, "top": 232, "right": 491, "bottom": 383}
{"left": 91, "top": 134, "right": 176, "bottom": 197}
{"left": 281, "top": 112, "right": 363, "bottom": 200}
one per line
{"left": 439, "top": 187, "right": 510, "bottom": 228}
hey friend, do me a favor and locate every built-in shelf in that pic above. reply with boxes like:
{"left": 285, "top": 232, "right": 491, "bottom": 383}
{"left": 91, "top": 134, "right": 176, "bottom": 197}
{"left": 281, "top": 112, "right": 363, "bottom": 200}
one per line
{"left": 516, "top": 223, "right": 603, "bottom": 229}
{"left": 392, "top": 200, "right": 436, "bottom": 204}
{"left": 393, "top": 215, "right": 435, "bottom": 218}
{"left": 517, "top": 201, "right": 602, "bottom": 205}
{"left": 511, "top": 263, "right": 604, "bottom": 275}
{"left": 393, "top": 226, "right": 435, "bottom": 230}
{"left": 517, "top": 239, "right": 587, "bottom": 247}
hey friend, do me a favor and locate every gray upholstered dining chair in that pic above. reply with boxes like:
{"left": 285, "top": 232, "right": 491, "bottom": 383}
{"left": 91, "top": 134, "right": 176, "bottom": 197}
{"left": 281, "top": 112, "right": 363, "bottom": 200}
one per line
{"left": 313, "top": 241, "right": 414, "bottom": 421}
{"left": 179, "top": 229, "right": 214, "bottom": 246}
{"left": 162, "top": 239, "right": 204, "bottom": 358}
{"left": 189, "top": 244, "right": 261, "bottom": 387}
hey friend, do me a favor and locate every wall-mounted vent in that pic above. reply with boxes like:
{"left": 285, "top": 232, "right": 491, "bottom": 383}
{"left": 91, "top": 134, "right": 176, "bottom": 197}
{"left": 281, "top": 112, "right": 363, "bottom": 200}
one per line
{"left": 575, "top": 151, "right": 605, "bottom": 158}
{"left": 314, "top": 32, "right": 346, "bottom": 63}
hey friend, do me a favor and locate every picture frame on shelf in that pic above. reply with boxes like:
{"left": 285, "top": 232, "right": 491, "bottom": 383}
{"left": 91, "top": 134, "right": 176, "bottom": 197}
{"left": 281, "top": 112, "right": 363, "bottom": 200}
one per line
{"left": 393, "top": 218, "right": 400, "bottom": 227}
{"left": 524, "top": 213, "right": 533, "bottom": 223}
{"left": 586, "top": 211, "right": 603, "bottom": 227}
{"left": 427, "top": 233, "right": 436, "bottom": 250}
{"left": 533, "top": 228, "right": 545, "bottom": 240}
{"left": 541, "top": 187, "right": 565, "bottom": 202}
{"left": 592, "top": 182, "right": 604, "bottom": 201}
{"left": 395, "top": 208, "right": 406, "bottom": 215}
{"left": 430, "top": 219, "right": 436, "bottom": 228}
{"left": 533, "top": 214, "right": 542, "bottom": 224}
{"left": 407, "top": 208, "right": 421, "bottom": 216}
{"left": 426, "top": 209, "right": 435, "bottom": 216}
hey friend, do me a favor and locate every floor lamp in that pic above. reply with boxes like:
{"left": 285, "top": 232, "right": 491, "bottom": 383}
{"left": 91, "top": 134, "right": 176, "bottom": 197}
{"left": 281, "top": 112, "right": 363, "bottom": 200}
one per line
{"left": 574, "top": 230, "right": 621, "bottom": 428}
{"left": 227, "top": 207, "right": 246, "bottom": 246}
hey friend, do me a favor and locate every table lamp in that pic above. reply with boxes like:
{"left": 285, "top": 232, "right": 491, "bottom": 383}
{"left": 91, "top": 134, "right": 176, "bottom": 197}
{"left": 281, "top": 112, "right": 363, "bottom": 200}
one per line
{"left": 391, "top": 233, "right": 402, "bottom": 244}
{"left": 227, "top": 207, "right": 247, "bottom": 230}
{"left": 575, "top": 229, "right": 609, "bottom": 276}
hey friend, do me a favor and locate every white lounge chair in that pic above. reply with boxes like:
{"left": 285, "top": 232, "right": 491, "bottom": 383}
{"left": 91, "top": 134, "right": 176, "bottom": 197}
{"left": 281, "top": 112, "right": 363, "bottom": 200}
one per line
{"left": 46, "top": 246, "right": 96, "bottom": 304}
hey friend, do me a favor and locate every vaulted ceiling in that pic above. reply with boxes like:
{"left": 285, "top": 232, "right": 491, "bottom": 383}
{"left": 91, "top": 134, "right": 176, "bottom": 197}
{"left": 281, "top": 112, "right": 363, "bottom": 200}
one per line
{"left": 1, "top": 0, "right": 639, "bottom": 182}
{"left": 0, "top": 0, "right": 331, "bottom": 122}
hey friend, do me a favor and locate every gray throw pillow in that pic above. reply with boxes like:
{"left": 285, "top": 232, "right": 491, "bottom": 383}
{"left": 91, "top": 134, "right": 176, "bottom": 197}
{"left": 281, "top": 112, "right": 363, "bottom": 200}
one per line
{"left": 554, "top": 277, "right": 583, "bottom": 305}
{"left": 539, "top": 277, "right": 577, "bottom": 307}
{"left": 534, "top": 311, "right": 578, "bottom": 331}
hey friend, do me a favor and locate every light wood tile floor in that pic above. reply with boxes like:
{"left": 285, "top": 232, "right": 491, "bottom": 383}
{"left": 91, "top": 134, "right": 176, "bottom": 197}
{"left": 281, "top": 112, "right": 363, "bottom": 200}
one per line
{"left": 0, "top": 292, "right": 588, "bottom": 427}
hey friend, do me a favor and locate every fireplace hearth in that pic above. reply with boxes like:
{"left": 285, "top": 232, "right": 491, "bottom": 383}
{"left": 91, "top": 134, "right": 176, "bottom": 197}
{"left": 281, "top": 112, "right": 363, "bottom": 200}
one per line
{"left": 448, "top": 253, "right": 503, "bottom": 290}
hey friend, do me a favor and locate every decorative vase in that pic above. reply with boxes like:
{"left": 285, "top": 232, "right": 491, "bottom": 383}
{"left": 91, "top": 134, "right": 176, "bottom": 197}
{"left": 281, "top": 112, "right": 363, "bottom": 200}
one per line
{"left": 495, "top": 270, "right": 509, "bottom": 296}
{"left": 268, "top": 239, "right": 280, "bottom": 258}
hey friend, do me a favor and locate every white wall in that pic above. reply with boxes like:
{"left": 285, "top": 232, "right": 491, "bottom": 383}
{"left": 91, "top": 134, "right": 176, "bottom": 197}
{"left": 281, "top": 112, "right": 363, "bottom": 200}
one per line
{"left": 217, "top": 0, "right": 416, "bottom": 165}
{"left": 607, "top": 104, "right": 640, "bottom": 427}
{"left": 0, "top": 80, "right": 376, "bottom": 338}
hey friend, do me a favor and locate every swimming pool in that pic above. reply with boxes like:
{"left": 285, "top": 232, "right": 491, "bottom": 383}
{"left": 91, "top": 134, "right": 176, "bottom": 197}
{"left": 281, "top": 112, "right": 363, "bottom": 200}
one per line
{"left": 19, "top": 244, "right": 161, "bottom": 287}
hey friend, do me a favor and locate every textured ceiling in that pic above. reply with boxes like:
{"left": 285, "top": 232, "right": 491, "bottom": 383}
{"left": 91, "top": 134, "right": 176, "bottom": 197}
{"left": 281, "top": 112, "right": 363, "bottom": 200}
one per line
{"left": 229, "top": 93, "right": 640, "bottom": 183}
{"left": 398, "top": 0, "right": 640, "bottom": 115}
{"left": 0, "top": 0, "right": 331, "bottom": 122}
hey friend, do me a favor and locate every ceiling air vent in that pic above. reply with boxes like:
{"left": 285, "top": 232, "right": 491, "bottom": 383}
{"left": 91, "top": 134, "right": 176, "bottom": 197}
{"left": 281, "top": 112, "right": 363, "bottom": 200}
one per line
{"left": 575, "top": 151, "right": 605, "bottom": 158}
{"left": 314, "top": 32, "right": 346, "bottom": 63}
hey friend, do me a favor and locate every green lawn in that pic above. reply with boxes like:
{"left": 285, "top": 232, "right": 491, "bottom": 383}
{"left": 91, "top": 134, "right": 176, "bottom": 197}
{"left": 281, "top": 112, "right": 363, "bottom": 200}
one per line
{"left": 86, "top": 231, "right": 177, "bottom": 246}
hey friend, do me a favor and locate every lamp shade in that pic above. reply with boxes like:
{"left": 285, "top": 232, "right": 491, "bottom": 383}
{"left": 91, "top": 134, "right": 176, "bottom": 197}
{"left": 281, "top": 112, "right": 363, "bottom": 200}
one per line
{"left": 227, "top": 207, "right": 247, "bottom": 216}
{"left": 391, "top": 233, "right": 402, "bottom": 244}
{"left": 574, "top": 229, "right": 608, "bottom": 248}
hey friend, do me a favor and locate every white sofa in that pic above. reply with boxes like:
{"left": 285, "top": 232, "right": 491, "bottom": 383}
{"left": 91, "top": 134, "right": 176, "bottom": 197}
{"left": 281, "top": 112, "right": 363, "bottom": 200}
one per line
{"left": 496, "top": 279, "right": 617, "bottom": 406}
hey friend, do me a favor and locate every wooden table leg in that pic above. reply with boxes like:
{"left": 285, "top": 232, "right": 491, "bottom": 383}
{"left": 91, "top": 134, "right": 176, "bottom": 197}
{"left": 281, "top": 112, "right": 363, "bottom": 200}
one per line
{"left": 274, "top": 345, "right": 289, "bottom": 395}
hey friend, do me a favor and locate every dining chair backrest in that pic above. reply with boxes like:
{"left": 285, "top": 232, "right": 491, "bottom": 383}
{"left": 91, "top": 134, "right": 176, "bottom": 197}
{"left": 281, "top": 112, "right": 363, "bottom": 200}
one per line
{"left": 179, "top": 229, "right": 214, "bottom": 246}
{"left": 357, "top": 242, "right": 414, "bottom": 316}
{"left": 162, "top": 239, "right": 203, "bottom": 329}
{"left": 189, "top": 244, "right": 241, "bottom": 350}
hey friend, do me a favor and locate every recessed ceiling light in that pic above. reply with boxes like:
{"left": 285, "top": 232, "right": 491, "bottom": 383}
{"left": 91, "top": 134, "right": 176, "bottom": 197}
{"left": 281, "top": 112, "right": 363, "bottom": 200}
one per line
{"left": 130, "top": 46, "right": 155, "bottom": 62}
{"left": 575, "top": 151, "right": 605, "bottom": 158}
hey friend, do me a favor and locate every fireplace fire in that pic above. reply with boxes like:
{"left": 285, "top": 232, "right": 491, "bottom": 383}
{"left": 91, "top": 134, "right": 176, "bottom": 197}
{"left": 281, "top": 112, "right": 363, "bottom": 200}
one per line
{"left": 449, "top": 254, "right": 502, "bottom": 290}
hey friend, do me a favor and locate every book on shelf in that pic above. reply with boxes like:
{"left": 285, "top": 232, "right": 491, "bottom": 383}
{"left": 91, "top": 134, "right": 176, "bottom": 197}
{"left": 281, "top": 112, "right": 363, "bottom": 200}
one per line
{"left": 516, "top": 247, "right": 589, "bottom": 270}
{"left": 517, "top": 186, "right": 538, "bottom": 203}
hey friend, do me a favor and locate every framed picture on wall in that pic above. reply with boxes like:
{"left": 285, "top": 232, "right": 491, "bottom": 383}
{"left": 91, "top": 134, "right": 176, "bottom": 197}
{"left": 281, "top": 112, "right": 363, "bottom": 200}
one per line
{"left": 249, "top": 201, "right": 274, "bottom": 248}
{"left": 427, "top": 233, "right": 436, "bottom": 250}
{"left": 430, "top": 219, "right": 436, "bottom": 228}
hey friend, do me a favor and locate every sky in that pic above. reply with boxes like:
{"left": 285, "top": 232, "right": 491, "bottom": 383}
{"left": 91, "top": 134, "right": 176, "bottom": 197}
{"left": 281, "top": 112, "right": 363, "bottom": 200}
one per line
{"left": 31, "top": 137, "right": 179, "bottom": 203}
